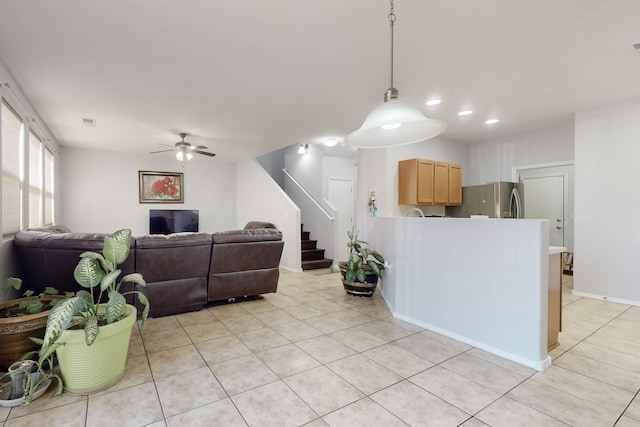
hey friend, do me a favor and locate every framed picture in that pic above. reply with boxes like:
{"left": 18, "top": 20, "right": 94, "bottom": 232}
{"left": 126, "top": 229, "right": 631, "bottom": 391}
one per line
{"left": 139, "top": 171, "right": 184, "bottom": 203}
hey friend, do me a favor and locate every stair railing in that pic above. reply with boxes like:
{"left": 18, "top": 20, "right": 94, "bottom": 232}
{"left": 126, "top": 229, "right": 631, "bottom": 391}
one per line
{"left": 282, "top": 169, "right": 334, "bottom": 221}
{"left": 282, "top": 169, "right": 336, "bottom": 262}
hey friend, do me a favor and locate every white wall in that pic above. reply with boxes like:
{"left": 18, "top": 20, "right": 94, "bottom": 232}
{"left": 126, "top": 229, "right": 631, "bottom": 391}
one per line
{"left": 468, "top": 121, "right": 575, "bottom": 184}
{"left": 574, "top": 99, "right": 640, "bottom": 304}
{"left": 237, "top": 159, "right": 300, "bottom": 271}
{"left": 256, "top": 146, "right": 286, "bottom": 189}
{"left": 378, "top": 217, "right": 550, "bottom": 370}
{"left": 59, "top": 147, "right": 237, "bottom": 235}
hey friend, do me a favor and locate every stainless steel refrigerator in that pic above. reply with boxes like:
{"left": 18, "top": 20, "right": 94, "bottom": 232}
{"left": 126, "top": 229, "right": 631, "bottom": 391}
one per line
{"left": 445, "top": 182, "right": 523, "bottom": 218}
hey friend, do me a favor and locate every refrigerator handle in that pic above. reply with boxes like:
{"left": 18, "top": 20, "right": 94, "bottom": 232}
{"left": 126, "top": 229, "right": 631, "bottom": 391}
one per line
{"left": 510, "top": 188, "right": 522, "bottom": 219}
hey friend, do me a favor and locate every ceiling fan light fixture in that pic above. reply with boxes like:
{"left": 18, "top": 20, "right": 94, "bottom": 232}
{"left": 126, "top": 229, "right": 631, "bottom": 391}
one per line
{"left": 346, "top": 0, "right": 447, "bottom": 149}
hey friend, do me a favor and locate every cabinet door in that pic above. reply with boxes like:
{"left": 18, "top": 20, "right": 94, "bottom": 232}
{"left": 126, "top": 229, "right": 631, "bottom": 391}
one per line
{"left": 417, "top": 159, "right": 435, "bottom": 204}
{"left": 448, "top": 164, "right": 462, "bottom": 205}
{"left": 398, "top": 159, "right": 418, "bottom": 205}
{"left": 434, "top": 162, "right": 449, "bottom": 205}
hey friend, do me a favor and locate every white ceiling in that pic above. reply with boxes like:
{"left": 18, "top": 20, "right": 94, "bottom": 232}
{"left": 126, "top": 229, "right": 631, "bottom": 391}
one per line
{"left": 0, "top": 0, "right": 639, "bottom": 162}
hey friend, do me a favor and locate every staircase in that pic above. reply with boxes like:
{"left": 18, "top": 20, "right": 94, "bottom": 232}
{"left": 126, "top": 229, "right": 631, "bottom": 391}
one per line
{"left": 301, "top": 224, "right": 333, "bottom": 271}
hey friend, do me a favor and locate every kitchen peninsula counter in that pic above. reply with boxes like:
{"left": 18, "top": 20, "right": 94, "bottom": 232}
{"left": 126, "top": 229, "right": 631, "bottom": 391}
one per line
{"left": 375, "top": 216, "right": 552, "bottom": 371}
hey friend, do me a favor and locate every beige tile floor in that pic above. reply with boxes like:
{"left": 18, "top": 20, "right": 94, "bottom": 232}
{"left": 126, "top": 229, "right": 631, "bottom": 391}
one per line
{"left": 2, "top": 272, "right": 640, "bottom": 426}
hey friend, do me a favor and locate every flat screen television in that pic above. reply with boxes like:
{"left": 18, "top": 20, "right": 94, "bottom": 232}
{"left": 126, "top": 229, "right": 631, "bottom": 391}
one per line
{"left": 149, "top": 209, "right": 199, "bottom": 234}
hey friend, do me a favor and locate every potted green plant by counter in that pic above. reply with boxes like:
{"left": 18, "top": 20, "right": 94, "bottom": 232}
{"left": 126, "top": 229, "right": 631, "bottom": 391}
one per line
{"left": 339, "top": 228, "right": 385, "bottom": 296}
{"left": 0, "top": 278, "right": 67, "bottom": 371}
{"left": 40, "top": 229, "right": 150, "bottom": 394}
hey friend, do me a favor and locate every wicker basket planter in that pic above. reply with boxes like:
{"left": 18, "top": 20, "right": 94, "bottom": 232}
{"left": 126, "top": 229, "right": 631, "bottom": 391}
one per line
{"left": 338, "top": 262, "right": 379, "bottom": 297}
{"left": 0, "top": 296, "right": 63, "bottom": 371}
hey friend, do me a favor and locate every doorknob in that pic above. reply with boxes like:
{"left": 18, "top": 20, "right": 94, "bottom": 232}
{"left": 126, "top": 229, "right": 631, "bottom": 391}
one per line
{"left": 556, "top": 226, "right": 562, "bottom": 230}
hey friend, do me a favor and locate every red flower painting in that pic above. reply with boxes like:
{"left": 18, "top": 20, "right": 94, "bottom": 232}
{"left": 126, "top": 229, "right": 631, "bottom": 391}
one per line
{"left": 139, "top": 171, "right": 184, "bottom": 203}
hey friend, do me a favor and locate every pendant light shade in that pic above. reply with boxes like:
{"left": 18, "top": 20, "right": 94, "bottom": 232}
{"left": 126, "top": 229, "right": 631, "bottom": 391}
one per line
{"left": 346, "top": 0, "right": 447, "bottom": 148}
{"left": 346, "top": 98, "right": 447, "bottom": 148}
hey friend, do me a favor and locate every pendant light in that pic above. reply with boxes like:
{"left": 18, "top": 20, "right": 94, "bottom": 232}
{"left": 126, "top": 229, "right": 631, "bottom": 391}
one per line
{"left": 346, "top": 0, "right": 446, "bottom": 148}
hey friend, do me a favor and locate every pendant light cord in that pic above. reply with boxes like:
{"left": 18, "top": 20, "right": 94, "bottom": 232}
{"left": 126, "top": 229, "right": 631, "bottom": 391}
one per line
{"left": 389, "top": 0, "right": 396, "bottom": 91}
{"left": 384, "top": 0, "right": 398, "bottom": 102}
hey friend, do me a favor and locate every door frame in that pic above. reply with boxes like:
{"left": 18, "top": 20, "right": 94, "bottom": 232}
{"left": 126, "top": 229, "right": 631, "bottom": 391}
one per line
{"left": 514, "top": 161, "right": 574, "bottom": 252}
{"left": 328, "top": 177, "right": 354, "bottom": 264}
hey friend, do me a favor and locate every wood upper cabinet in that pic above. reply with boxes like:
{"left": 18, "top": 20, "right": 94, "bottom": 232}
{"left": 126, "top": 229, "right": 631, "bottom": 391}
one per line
{"left": 448, "top": 163, "right": 462, "bottom": 206}
{"left": 398, "top": 158, "right": 462, "bottom": 206}
{"left": 398, "top": 159, "right": 434, "bottom": 205}
{"left": 434, "top": 162, "right": 449, "bottom": 205}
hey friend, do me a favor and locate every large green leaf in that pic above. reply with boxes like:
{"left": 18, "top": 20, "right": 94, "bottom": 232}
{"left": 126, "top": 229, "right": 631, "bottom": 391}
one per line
{"left": 43, "top": 286, "right": 59, "bottom": 295}
{"left": 50, "top": 375, "right": 64, "bottom": 398}
{"left": 103, "top": 230, "right": 131, "bottom": 265}
{"left": 74, "top": 257, "right": 104, "bottom": 289}
{"left": 84, "top": 315, "right": 99, "bottom": 346}
{"left": 107, "top": 290, "right": 126, "bottom": 323}
{"left": 345, "top": 269, "right": 356, "bottom": 283}
{"left": 3, "top": 277, "right": 22, "bottom": 291}
{"left": 100, "top": 269, "right": 121, "bottom": 292}
{"left": 350, "top": 253, "right": 360, "bottom": 264}
{"left": 121, "top": 273, "right": 146, "bottom": 287}
{"left": 368, "top": 260, "right": 382, "bottom": 276}
{"left": 43, "top": 297, "right": 84, "bottom": 348}
{"left": 370, "top": 251, "right": 385, "bottom": 264}
{"left": 356, "top": 268, "right": 366, "bottom": 282}
{"left": 137, "top": 291, "right": 150, "bottom": 326}
{"left": 76, "top": 290, "right": 94, "bottom": 307}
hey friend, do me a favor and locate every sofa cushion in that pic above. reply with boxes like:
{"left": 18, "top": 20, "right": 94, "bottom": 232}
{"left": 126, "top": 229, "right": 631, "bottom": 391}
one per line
{"left": 211, "top": 228, "right": 282, "bottom": 244}
{"left": 135, "top": 232, "right": 212, "bottom": 249}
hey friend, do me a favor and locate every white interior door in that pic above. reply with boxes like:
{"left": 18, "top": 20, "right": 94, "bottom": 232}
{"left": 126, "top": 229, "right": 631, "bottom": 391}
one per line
{"left": 328, "top": 178, "right": 353, "bottom": 263}
{"left": 523, "top": 176, "right": 564, "bottom": 246}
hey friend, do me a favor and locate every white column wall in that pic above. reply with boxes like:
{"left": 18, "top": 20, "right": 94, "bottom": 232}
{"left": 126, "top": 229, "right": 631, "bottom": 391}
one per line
{"left": 574, "top": 99, "right": 640, "bottom": 304}
{"left": 237, "top": 159, "right": 300, "bottom": 271}
{"left": 377, "top": 216, "right": 551, "bottom": 370}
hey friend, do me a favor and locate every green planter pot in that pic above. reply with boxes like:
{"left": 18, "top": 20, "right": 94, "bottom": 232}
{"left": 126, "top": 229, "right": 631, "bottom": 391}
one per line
{"left": 55, "top": 304, "right": 136, "bottom": 394}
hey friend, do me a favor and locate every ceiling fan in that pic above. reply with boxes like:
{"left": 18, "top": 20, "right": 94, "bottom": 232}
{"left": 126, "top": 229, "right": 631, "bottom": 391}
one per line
{"left": 150, "top": 133, "right": 216, "bottom": 161}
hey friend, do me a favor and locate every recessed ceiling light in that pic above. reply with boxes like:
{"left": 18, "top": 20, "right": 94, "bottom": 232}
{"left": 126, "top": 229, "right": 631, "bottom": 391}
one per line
{"left": 323, "top": 138, "right": 338, "bottom": 147}
{"left": 458, "top": 110, "right": 473, "bottom": 116}
{"left": 425, "top": 99, "right": 441, "bottom": 106}
{"left": 485, "top": 119, "right": 500, "bottom": 124}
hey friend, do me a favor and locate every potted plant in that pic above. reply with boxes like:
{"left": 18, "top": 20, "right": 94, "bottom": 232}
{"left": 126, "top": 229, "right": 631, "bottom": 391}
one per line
{"left": 0, "top": 343, "right": 63, "bottom": 407}
{"left": 0, "top": 278, "right": 67, "bottom": 371}
{"left": 339, "top": 228, "right": 385, "bottom": 296}
{"left": 40, "top": 229, "right": 150, "bottom": 394}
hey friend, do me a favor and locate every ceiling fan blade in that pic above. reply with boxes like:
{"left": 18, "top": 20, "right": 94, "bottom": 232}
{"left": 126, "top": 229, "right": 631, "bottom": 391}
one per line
{"left": 187, "top": 145, "right": 208, "bottom": 151}
{"left": 149, "top": 149, "right": 175, "bottom": 154}
{"left": 192, "top": 150, "right": 216, "bottom": 157}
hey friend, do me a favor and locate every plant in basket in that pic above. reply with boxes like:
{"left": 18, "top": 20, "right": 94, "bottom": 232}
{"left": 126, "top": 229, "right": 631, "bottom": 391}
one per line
{"left": 339, "top": 228, "right": 385, "bottom": 296}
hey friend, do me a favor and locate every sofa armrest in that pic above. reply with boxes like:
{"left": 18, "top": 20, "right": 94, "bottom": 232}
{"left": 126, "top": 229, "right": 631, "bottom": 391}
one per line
{"left": 244, "top": 221, "right": 276, "bottom": 230}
